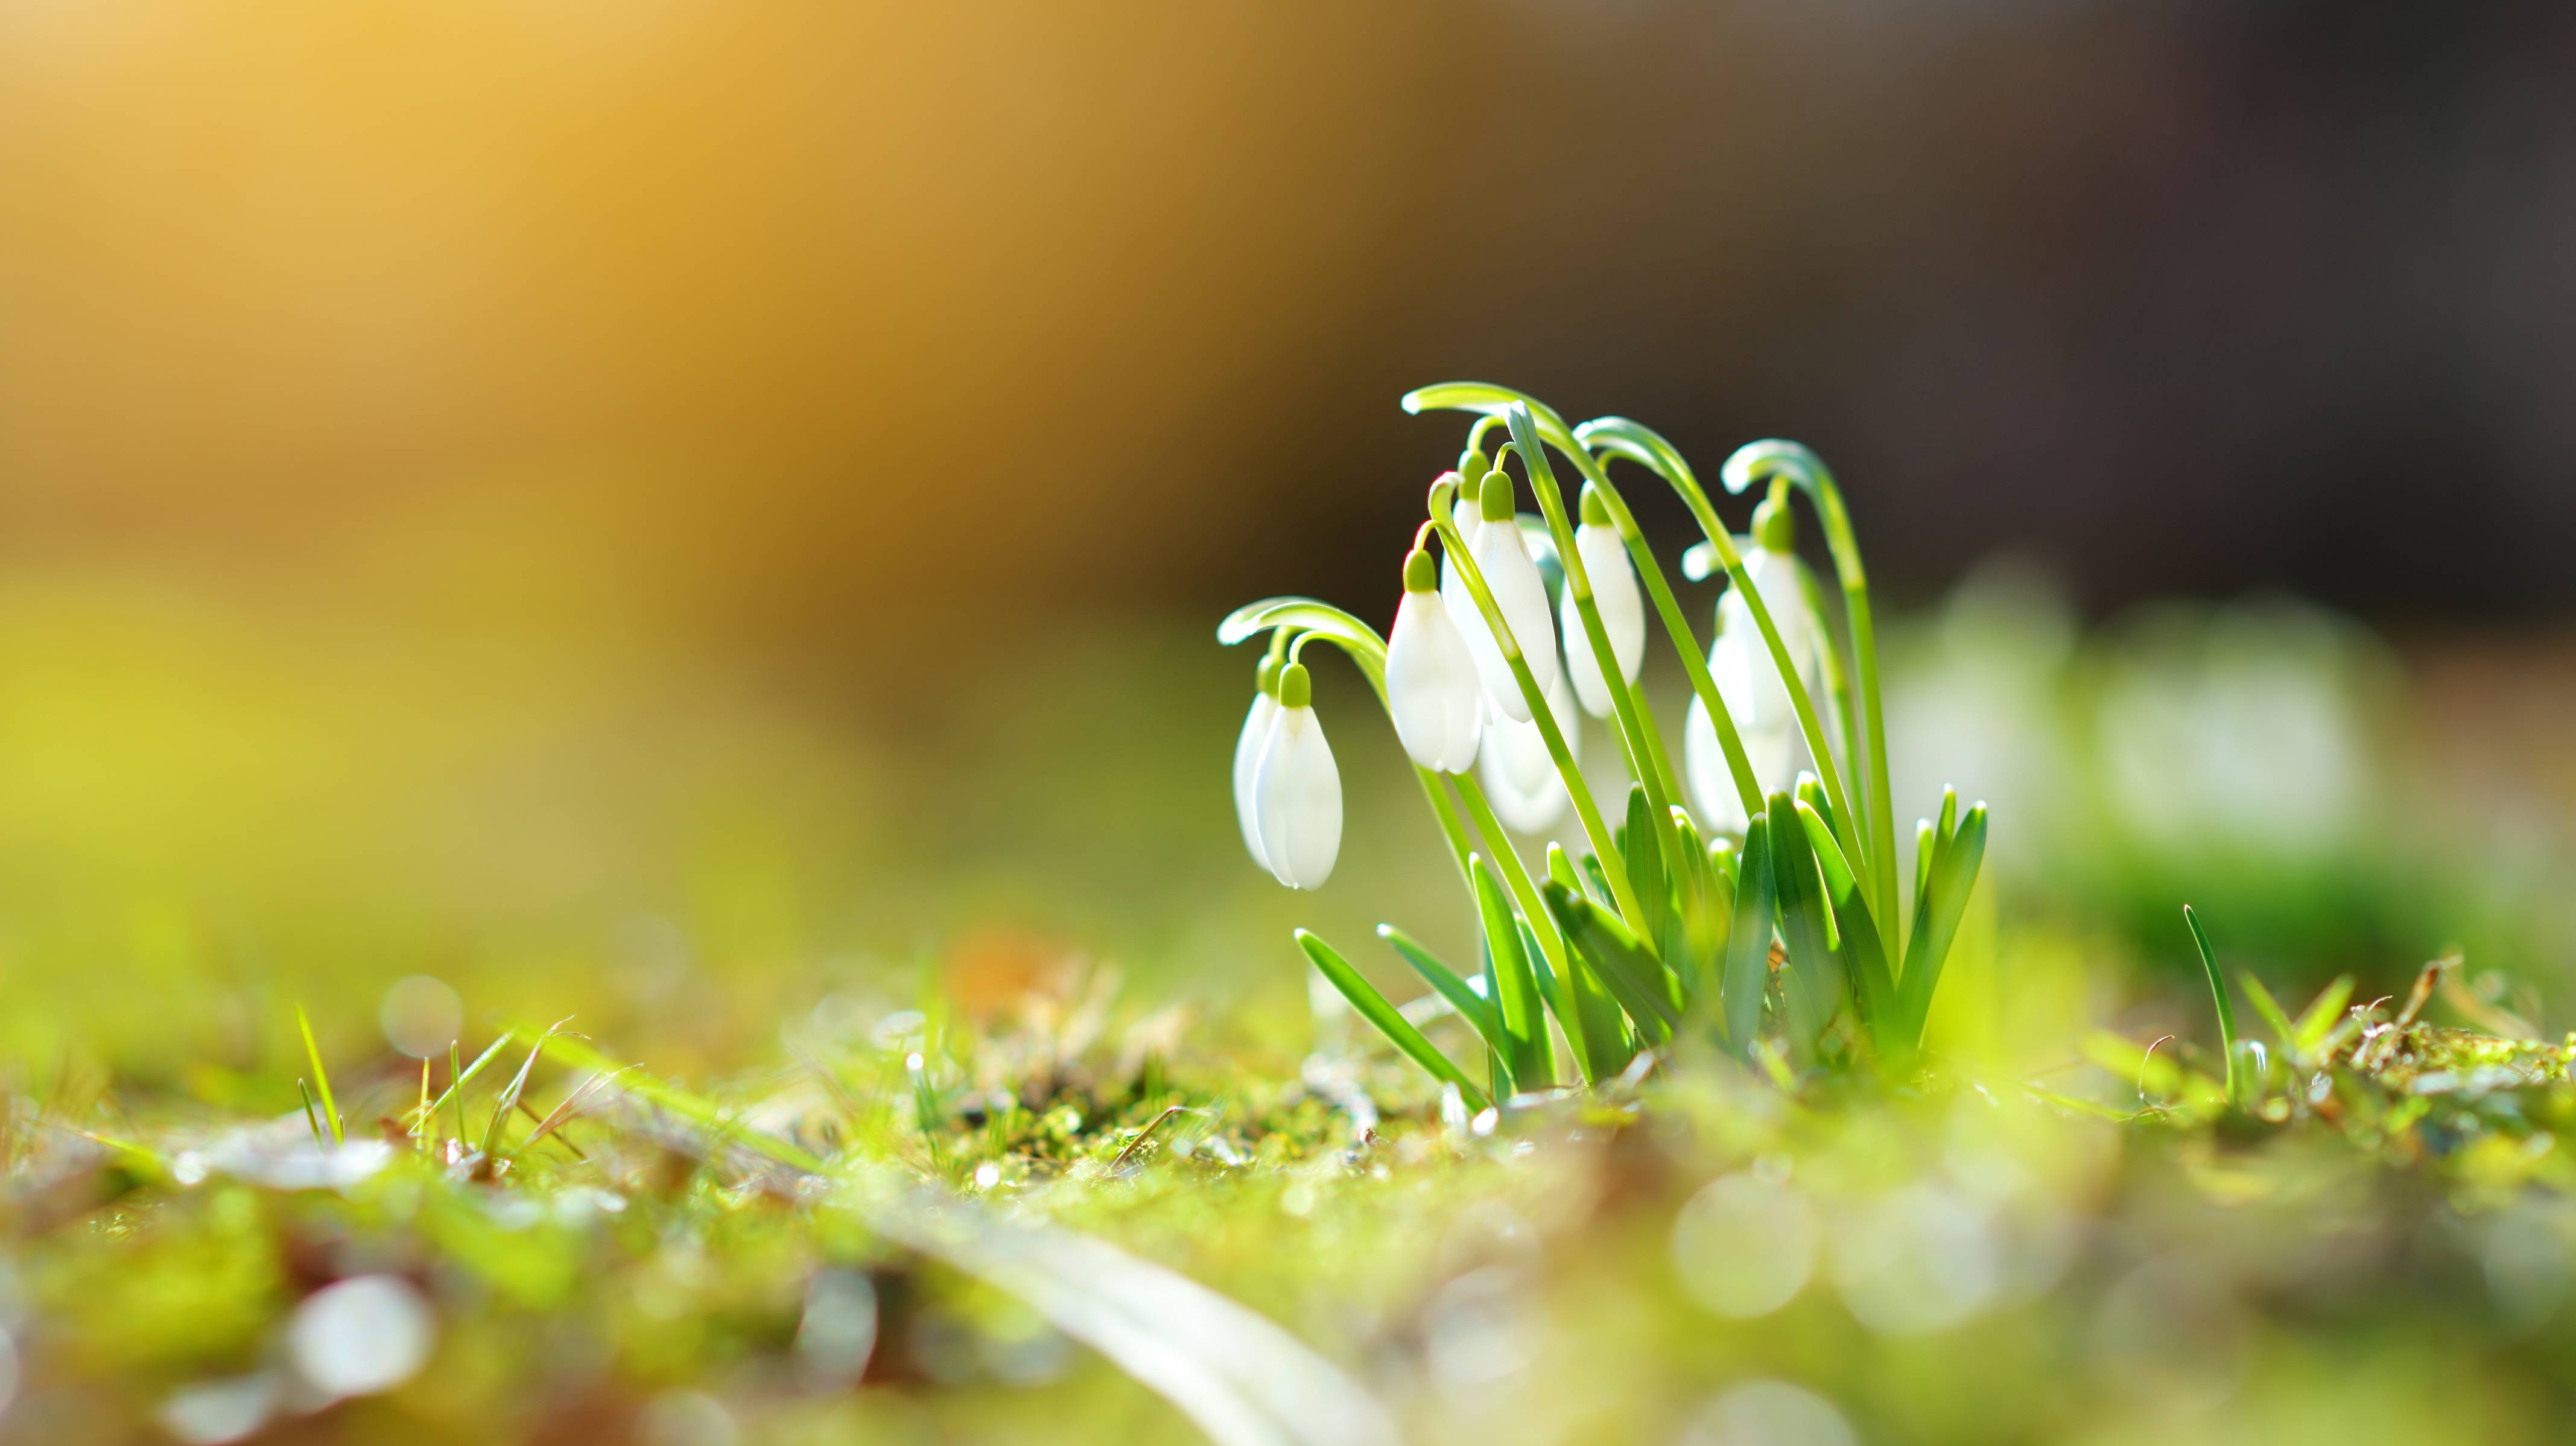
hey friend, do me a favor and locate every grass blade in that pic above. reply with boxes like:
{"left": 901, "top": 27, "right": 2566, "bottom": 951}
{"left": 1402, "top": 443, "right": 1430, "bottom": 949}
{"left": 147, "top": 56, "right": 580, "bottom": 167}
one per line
{"left": 2292, "top": 975, "right": 2356, "bottom": 1056}
{"left": 414, "top": 1033, "right": 517, "bottom": 1138}
{"left": 1470, "top": 857, "right": 1554, "bottom": 1086}
{"left": 1539, "top": 881, "right": 1678, "bottom": 1044}
{"left": 2183, "top": 904, "right": 2242, "bottom": 1108}
{"left": 481, "top": 1018, "right": 577, "bottom": 1158}
{"left": 1719, "top": 814, "right": 1778, "bottom": 1056}
{"left": 1794, "top": 800, "right": 1897, "bottom": 1051}
{"left": 294, "top": 1005, "right": 342, "bottom": 1146}
{"left": 2236, "top": 969, "right": 2299, "bottom": 1050}
{"left": 1377, "top": 925, "right": 1505, "bottom": 1054}
{"left": 1766, "top": 792, "right": 1846, "bottom": 1060}
{"left": 1294, "top": 931, "right": 1491, "bottom": 1113}
{"left": 1896, "top": 801, "right": 1987, "bottom": 1047}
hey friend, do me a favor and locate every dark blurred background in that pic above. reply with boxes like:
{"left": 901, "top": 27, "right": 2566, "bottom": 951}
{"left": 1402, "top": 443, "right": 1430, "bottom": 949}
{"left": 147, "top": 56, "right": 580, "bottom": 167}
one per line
{"left": 4, "top": 1, "right": 2572, "bottom": 630}
{"left": 0, "top": 0, "right": 2570, "bottom": 1066}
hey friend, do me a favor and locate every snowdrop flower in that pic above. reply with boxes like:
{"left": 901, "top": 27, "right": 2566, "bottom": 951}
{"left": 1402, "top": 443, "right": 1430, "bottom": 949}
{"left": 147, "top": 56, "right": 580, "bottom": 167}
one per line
{"left": 1449, "top": 469, "right": 1560, "bottom": 723}
{"left": 1479, "top": 666, "right": 1581, "bottom": 834}
{"left": 1254, "top": 661, "right": 1341, "bottom": 889}
{"left": 1685, "top": 496, "right": 1823, "bottom": 834}
{"left": 1233, "top": 654, "right": 1283, "bottom": 869}
{"left": 1439, "top": 471, "right": 1485, "bottom": 680}
{"left": 1561, "top": 483, "right": 1646, "bottom": 719}
{"left": 1386, "top": 545, "right": 1483, "bottom": 773}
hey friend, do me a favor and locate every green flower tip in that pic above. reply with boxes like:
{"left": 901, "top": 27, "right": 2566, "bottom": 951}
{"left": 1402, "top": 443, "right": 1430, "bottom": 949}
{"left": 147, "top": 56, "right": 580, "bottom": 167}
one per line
{"left": 1753, "top": 493, "right": 1795, "bottom": 551}
{"left": 1257, "top": 653, "right": 1283, "bottom": 697}
{"left": 1277, "top": 661, "right": 1313, "bottom": 709}
{"left": 1402, "top": 548, "right": 1437, "bottom": 593}
{"left": 1579, "top": 483, "right": 1611, "bottom": 528}
{"left": 1458, "top": 446, "right": 1489, "bottom": 487}
{"left": 1479, "top": 470, "right": 1515, "bottom": 523}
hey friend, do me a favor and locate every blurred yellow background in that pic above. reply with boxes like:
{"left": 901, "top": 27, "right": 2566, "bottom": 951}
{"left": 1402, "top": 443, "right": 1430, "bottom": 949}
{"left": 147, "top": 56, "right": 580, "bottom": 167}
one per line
{"left": 0, "top": 0, "right": 2571, "bottom": 1082}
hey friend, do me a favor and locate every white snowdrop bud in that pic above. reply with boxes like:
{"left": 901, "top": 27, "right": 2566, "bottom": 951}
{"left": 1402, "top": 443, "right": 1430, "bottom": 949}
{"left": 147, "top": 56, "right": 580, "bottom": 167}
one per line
{"left": 1453, "top": 470, "right": 1560, "bottom": 722}
{"left": 1385, "top": 549, "right": 1483, "bottom": 773}
{"left": 1254, "top": 662, "right": 1342, "bottom": 889}
{"left": 1684, "top": 501, "right": 1822, "bottom": 831}
{"left": 1562, "top": 484, "right": 1646, "bottom": 719}
{"left": 1233, "top": 655, "right": 1283, "bottom": 870}
{"left": 1479, "top": 667, "right": 1581, "bottom": 834}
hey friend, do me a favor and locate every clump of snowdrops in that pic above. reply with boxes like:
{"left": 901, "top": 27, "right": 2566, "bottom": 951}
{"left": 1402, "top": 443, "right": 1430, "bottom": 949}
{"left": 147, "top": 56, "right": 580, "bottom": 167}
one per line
{"left": 1223, "top": 384, "right": 1988, "bottom": 1108}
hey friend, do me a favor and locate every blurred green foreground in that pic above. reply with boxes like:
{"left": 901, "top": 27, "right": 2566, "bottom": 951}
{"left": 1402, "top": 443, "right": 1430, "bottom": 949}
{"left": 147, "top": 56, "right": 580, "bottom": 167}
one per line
{"left": 0, "top": 557, "right": 2572, "bottom": 1444}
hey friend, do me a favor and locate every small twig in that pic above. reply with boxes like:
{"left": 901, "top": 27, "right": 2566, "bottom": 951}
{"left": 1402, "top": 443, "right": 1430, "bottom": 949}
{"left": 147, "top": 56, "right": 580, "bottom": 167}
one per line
{"left": 516, "top": 1098, "right": 588, "bottom": 1159}
{"left": 1109, "top": 1105, "right": 1190, "bottom": 1172}
{"left": 2137, "top": 1035, "right": 2175, "bottom": 1105}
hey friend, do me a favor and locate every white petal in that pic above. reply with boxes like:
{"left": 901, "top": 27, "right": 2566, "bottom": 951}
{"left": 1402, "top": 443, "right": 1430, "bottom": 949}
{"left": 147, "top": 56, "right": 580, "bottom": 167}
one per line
{"left": 1387, "top": 592, "right": 1483, "bottom": 773}
{"left": 1683, "top": 691, "right": 1747, "bottom": 836}
{"left": 1477, "top": 671, "right": 1579, "bottom": 834}
{"left": 1562, "top": 524, "right": 1646, "bottom": 719}
{"left": 1462, "top": 515, "right": 1559, "bottom": 720}
{"left": 1581, "top": 524, "right": 1648, "bottom": 684}
{"left": 1233, "top": 692, "right": 1278, "bottom": 870}
{"left": 1710, "top": 546, "right": 1822, "bottom": 740}
{"left": 1255, "top": 706, "right": 1340, "bottom": 889}
{"left": 1684, "top": 687, "right": 1801, "bottom": 838}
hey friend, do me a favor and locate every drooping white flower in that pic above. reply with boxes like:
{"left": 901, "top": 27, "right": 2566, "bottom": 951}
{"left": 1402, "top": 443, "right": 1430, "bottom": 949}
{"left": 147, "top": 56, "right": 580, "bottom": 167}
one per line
{"left": 1385, "top": 548, "right": 1482, "bottom": 773}
{"left": 1683, "top": 499, "right": 1822, "bottom": 833}
{"left": 1253, "top": 662, "right": 1341, "bottom": 889}
{"left": 1561, "top": 484, "right": 1646, "bottom": 719}
{"left": 1450, "top": 470, "right": 1560, "bottom": 723}
{"left": 1479, "top": 666, "right": 1581, "bottom": 834}
{"left": 1233, "top": 655, "right": 1281, "bottom": 869}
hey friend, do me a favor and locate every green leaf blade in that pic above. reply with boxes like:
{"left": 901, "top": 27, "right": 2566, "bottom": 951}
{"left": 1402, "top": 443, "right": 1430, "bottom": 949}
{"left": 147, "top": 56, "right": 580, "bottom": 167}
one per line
{"left": 1295, "top": 931, "right": 1491, "bottom": 1114}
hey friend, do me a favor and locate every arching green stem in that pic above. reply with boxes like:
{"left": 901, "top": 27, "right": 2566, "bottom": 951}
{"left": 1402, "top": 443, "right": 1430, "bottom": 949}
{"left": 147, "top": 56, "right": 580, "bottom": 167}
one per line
{"left": 1217, "top": 599, "right": 1474, "bottom": 889}
{"left": 1404, "top": 387, "right": 1774, "bottom": 836}
{"left": 1496, "top": 405, "right": 1690, "bottom": 897}
{"left": 1404, "top": 387, "right": 1699, "bottom": 882}
{"left": 1424, "top": 483, "right": 1652, "bottom": 936}
{"left": 1572, "top": 415, "right": 1874, "bottom": 926}
{"left": 1719, "top": 440, "right": 1897, "bottom": 954}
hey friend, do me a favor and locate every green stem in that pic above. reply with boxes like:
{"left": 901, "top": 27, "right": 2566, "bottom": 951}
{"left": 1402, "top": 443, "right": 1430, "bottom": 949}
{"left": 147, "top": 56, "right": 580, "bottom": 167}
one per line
{"left": 1219, "top": 600, "right": 1478, "bottom": 892}
{"left": 1574, "top": 414, "right": 1873, "bottom": 927}
{"left": 1721, "top": 441, "right": 1898, "bottom": 953}
{"left": 1409, "top": 390, "right": 1765, "bottom": 825}
{"left": 1426, "top": 491, "right": 1648, "bottom": 933}
{"left": 1500, "top": 405, "right": 1689, "bottom": 905}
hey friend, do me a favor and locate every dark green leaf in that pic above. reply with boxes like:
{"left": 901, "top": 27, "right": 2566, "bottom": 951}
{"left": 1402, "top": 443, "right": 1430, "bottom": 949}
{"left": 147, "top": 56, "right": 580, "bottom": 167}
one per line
{"left": 1719, "top": 814, "right": 1778, "bottom": 1056}
{"left": 1541, "top": 880, "right": 1680, "bottom": 1043}
{"left": 1471, "top": 856, "right": 1554, "bottom": 1087}
{"left": 1795, "top": 801, "right": 1898, "bottom": 1056}
{"left": 1766, "top": 792, "right": 1845, "bottom": 1058}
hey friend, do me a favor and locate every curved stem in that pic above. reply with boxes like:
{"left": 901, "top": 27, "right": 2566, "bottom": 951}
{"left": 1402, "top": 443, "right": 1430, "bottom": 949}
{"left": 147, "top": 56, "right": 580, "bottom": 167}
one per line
{"left": 1719, "top": 440, "right": 1898, "bottom": 954}
{"left": 1424, "top": 492, "right": 1649, "bottom": 934}
{"left": 1499, "top": 405, "right": 1689, "bottom": 897}
{"left": 1576, "top": 417, "right": 1873, "bottom": 924}
{"left": 1217, "top": 599, "right": 1474, "bottom": 887}
{"left": 1405, "top": 387, "right": 1760, "bottom": 825}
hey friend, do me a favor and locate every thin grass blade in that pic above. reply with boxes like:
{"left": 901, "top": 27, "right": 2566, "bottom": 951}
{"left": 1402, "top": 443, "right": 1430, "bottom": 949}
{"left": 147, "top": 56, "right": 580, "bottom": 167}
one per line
{"left": 1377, "top": 925, "right": 1505, "bottom": 1054}
{"left": 1295, "top": 931, "right": 1491, "bottom": 1112}
{"left": 294, "top": 1005, "right": 343, "bottom": 1146}
{"left": 2183, "top": 904, "right": 2243, "bottom": 1108}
